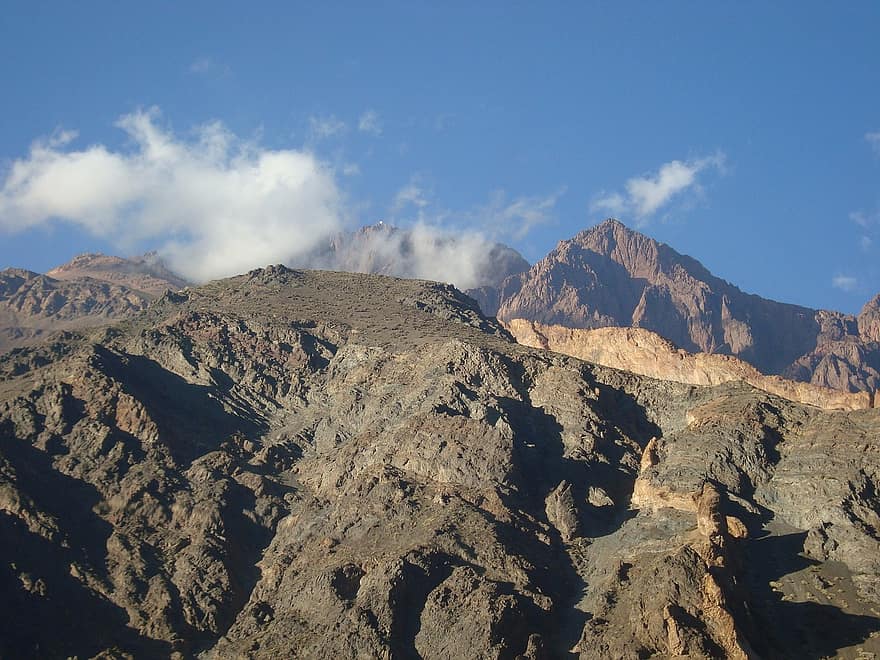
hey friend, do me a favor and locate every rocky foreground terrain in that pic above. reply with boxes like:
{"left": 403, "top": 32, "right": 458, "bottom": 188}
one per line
{"left": 1, "top": 266, "right": 879, "bottom": 658}
{"left": 488, "top": 219, "right": 880, "bottom": 395}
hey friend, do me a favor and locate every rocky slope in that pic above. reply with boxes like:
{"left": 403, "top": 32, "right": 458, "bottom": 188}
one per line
{"left": 1, "top": 267, "right": 878, "bottom": 658}
{"left": 490, "top": 219, "right": 880, "bottom": 395}
{"left": 0, "top": 254, "right": 189, "bottom": 355}
{"left": 0, "top": 268, "right": 154, "bottom": 354}
{"left": 505, "top": 319, "right": 874, "bottom": 411}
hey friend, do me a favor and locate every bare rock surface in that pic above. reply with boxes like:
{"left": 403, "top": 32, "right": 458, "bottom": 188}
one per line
{"left": 0, "top": 266, "right": 878, "bottom": 658}
{"left": 1, "top": 253, "right": 189, "bottom": 355}
{"left": 505, "top": 319, "right": 874, "bottom": 411}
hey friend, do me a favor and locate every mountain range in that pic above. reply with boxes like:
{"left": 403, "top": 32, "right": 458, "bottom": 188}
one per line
{"left": 3, "top": 219, "right": 878, "bottom": 399}
{"left": 1, "top": 265, "right": 878, "bottom": 658}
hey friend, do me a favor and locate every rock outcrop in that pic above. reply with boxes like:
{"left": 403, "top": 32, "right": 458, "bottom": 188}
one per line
{"left": 489, "top": 218, "right": 880, "bottom": 395}
{"left": 1, "top": 254, "right": 189, "bottom": 355}
{"left": 1, "top": 267, "right": 879, "bottom": 658}
{"left": 505, "top": 319, "right": 875, "bottom": 411}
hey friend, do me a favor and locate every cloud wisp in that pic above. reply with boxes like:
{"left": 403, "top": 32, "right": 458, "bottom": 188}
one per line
{"left": 308, "top": 115, "right": 348, "bottom": 141}
{"left": 0, "top": 108, "right": 346, "bottom": 281}
{"left": 358, "top": 110, "right": 382, "bottom": 136}
{"left": 390, "top": 178, "right": 562, "bottom": 242}
{"left": 832, "top": 275, "right": 858, "bottom": 292}
{"left": 866, "top": 131, "right": 880, "bottom": 155}
{"left": 592, "top": 152, "right": 726, "bottom": 224}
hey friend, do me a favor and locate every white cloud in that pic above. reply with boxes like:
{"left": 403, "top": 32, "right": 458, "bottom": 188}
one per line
{"left": 860, "top": 235, "right": 873, "bottom": 251}
{"left": 0, "top": 108, "right": 346, "bottom": 281}
{"left": 342, "top": 162, "right": 361, "bottom": 176}
{"left": 307, "top": 221, "right": 509, "bottom": 290}
{"left": 592, "top": 152, "right": 726, "bottom": 224}
{"left": 475, "top": 189, "right": 564, "bottom": 240}
{"left": 188, "top": 56, "right": 230, "bottom": 76}
{"left": 357, "top": 110, "right": 382, "bottom": 136}
{"left": 308, "top": 115, "right": 347, "bottom": 140}
{"left": 866, "top": 131, "right": 880, "bottom": 154}
{"left": 392, "top": 180, "right": 431, "bottom": 213}
{"left": 189, "top": 56, "right": 214, "bottom": 74}
{"left": 832, "top": 275, "right": 858, "bottom": 292}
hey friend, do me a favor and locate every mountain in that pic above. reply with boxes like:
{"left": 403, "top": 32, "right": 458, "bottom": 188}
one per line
{"left": 0, "top": 268, "right": 153, "bottom": 354}
{"left": 1, "top": 266, "right": 879, "bottom": 658}
{"left": 46, "top": 252, "right": 189, "bottom": 296}
{"left": 0, "top": 253, "right": 189, "bottom": 355}
{"left": 492, "top": 218, "right": 880, "bottom": 393}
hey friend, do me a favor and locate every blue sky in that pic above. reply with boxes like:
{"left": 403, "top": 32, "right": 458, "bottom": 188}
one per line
{"left": 1, "top": 2, "right": 878, "bottom": 311}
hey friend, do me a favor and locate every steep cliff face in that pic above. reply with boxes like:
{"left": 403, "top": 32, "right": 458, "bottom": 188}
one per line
{"left": 492, "top": 219, "right": 880, "bottom": 394}
{"left": 1, "top": 267, "right": 878, "bottom": 659}
{"left": 859, "top": 294, "right": 880, "bottom": 344}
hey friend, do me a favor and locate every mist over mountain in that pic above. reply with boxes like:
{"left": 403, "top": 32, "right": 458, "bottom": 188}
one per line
{"left": 300, "top": 222, "right": 530, "bottom": 291}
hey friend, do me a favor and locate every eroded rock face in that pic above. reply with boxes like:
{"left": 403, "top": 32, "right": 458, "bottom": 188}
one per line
{"left": 505, "top": 319, "right": 874, "bottom": 411}
{"left": 859, "top": 295, "right": 880, "bottom": 344}
{"left": 0, "top": 267, "right": 878, "bottom": 659}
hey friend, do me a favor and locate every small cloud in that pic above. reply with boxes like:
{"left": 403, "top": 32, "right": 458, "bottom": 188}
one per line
{"left": 476, "top": 188, "right": 565, "bottom": 240}
{"left": 851, "top": 210, "right": 873, "bottom": 228}
{"left": 189, "top": 56, "right": 214, "bottom": 74}
{"left": 392, "top": 179, "right": 430, "bottom": 213}
{"left": 591, "top": 152, "right": 726, "bottom": 225}
{"left": 308, "top": 115, "right": 347, "bottom": 141}
{"left": 188, "top": 56, "right": 232, "bottom": 77}
{"left": 832, "top": 275, "right": 858, "bottom": 292}
{"left": 433, "top": 113, "right": 455, "bottom": 132}
{"left": 342, "top": 162, "right": 361, "bottom": 176}
{"left": 866, "top": 131, "right": 880, "bottom": 155}
{"left": 357, "top": 110, "right": 382, "bottom": 136}
{"left": 861, "top": 235, "right": 873, "bottom": 251}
